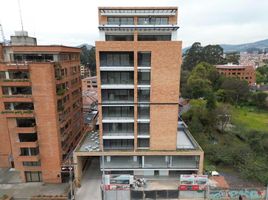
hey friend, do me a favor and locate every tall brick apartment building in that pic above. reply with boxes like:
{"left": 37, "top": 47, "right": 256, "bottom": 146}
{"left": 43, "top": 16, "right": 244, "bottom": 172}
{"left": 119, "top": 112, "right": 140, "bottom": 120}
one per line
{"left": 0, "top": 32, "right": 84, "bottom": 183}
{"left": 216, "top": 63, "right": 256, "bottom": 85}
{"left": 74, "top": 7, "right": 204, "bottom": 183}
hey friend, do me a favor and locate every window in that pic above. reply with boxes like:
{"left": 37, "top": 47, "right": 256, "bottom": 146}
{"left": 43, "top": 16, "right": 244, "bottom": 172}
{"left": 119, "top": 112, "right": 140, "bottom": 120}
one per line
{"left": 102, "top": 106, "right": 134, "bottom": 118}
{"left": 25, "top": 171, "right": 42, "bottom": 182}
{"left": 107, "top": 17, "right": 134, "bottom": 25}
{"left": 138, "top": 52, "right": 151, "bottom": 67}
{"left": 19, "top": 133, "right": 37, "bottom": 142}
{"left": 138, "top": 123, "right": 150, "bottom": 135}
{"left": 101, "top": 71, "right": 134, "bottom": 84}
{"left": 23, "top": 161, "right": 41, "bottom": 166}
{"left": 7, "top": 71, "right": 30, "bottom": 79}
{"left": 100, "top": 52, "right": 134, "bottom": 66}
{"left": 138, "top": 17, "right": 169, "bottom": 25}
{"left": 20, "top": 147, "right": 39, "bottom": 156}
{"left": 138, "top": 89, "right": 150, "bottom": 102}
{"left": 102, "top": 89, "right": 134, "bottom": 102}
{"left": 106, "top": 35, "right": 134, "bottom": 41}
{"left": 138, "top": 71, "right": 150, "bottom": 85}
{"left": 103, "top": 123, "right": 134, "bottom": 134}
{"left": 138, "top": 106, "right": 150, "bottom": 119}
{"left": 103, "top": 139, "right": 134, "bottom": 150}
{"left": 2, "top": 86, "right": 32, "bottom": 95}
{"left": 16, "top": 118, "right": 36, "bottom": 127}
{"left": 138, "top": 35, "right": 171, "bottom": 41}
{"left": 4, "top": 102, "right": 34, "bottom": 111}
{"left": 138, "top": 138, "right": 150, "bottom": 148}
{"left": 14, "top": 54, "right": 54, "bottom": 62}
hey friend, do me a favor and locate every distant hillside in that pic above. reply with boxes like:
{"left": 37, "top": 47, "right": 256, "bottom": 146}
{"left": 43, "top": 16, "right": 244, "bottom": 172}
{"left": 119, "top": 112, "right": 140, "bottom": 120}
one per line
{"left": 183, "top": 38, "right": 268, "bottom": 53}
{"left": 77, "top": 43, "right": 93, "bottom": 50}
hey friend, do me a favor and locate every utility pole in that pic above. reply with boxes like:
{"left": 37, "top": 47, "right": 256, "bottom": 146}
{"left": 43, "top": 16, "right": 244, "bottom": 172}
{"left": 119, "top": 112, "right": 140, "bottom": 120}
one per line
{"left": 69, "top": 157, "right": 74, "bottom": 200}
{"left": 101, "top": 143, "right": 106, "bottom": 200}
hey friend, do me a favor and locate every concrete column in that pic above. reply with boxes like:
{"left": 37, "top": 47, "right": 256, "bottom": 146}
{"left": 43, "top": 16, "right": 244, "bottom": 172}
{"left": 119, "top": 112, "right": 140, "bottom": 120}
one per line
{"left": 169, "top": 156, "right": 173, "bottom": 168}
{"left": 171, "top": 31, "right": 177, "bottom": 41}
{"left": 134, "top": 50, "right": 138, "bottom": 150}
{"left": 10, "top": 103, "right": 14, "bottom": 110}
{"left": 99, "top": 31, "right": 105, "bottom": 41}
{"left": 5, "top": 71, "right": 9, "bottom": 79}
{"left": 198, "top": 153, "right": 204, "bottom": 175}
{"left": 8, "top": 87, "right": 12, "bottom": 95}
{"left": 142, "top": 156, "right": 145, "bottom": 168}
{"left": 74, "top": 155, "right": 82, "bottom": 187}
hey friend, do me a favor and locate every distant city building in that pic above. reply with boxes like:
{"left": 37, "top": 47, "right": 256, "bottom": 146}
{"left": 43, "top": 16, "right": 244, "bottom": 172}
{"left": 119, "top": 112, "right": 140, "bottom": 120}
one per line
{"left": 82, "top": 76, "right": 97, "bottom": 91}
{"left": 0, "top": 32, "right": 84, "bottom": 183}
{"left": 216, "top": 63, "right": 256, "bottom": 85}
{"left": 239, "top": 52, "right": 268, "bottom": 67}
{"left": 74, "top": 7, "right": 204, "bottom": 185}
{"left": 80, "top": 65, "right": 91, "bottom": 78}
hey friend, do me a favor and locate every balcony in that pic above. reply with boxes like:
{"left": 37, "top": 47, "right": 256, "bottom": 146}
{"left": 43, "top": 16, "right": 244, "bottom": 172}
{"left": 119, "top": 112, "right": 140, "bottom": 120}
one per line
{"left": 2, "top": 86, "right": 32, "bottom": 96}
{"left": 138, "top": 71, "right": 150, "bottom": 88}
{"left": 138, "top": 52, "right": 151, "bottom": 69}
{"left": 14, "top": 126, "right": 37, "bottom": 133}
{"left": 100, "top": 52, "right": 134, "bottom": 71}
{"left": 103, "top": 139, "right": 134, "bottom": 151}
{"left": 17, "top": 155, "right": 40, "bottom": 162}
{"left": 138, "top": 89, "right": 150, "bottom": 103}
{"left": 138, "top": 106, "right": 150, "bottom": 122}
{"left": 101, "top": 89, "right": 134, "bottom": 104}
{"left": 138, "top": 123, "right": 150, "bottom": 138}
{"left": 100, "top": 156, "right": 141, "bottom": 169}
{"left": 16, "top": 141, "right": 38, "bottom": 148}
{"left": 101, "top": 71, "right": 134, "bottom": 89}
{"left": 102, "top": 106, "right": 134, "bottom": 122}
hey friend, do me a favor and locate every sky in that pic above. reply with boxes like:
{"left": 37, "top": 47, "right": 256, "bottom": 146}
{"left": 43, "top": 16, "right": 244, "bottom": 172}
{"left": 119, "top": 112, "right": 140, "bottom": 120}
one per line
{"left": 0, "top": 0, "right": 268, "bottom": 48}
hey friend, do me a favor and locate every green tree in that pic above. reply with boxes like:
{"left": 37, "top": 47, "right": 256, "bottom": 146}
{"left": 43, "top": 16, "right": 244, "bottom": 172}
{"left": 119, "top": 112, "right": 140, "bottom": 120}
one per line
{"left": 206, "top": 92, "right": 216, "bottom": 111}
{"left": 220, "top": 78, "right": 249, "bottom": 104}
{"left": 186, "top": 62, "right": 221, "bottom": 98}
{"left": 224, "top": 52, "right": 240, "bottom": 64}
{"left": 80, "top": 46, "right": 96, "bottom": 76}
{"left": 256, "top": 65, "right": 268, "bottom": 84}
{"left": 250, "top": 92, "right": 268, "bottom": 109}
{"left": 182, "top": 42, "right": 204, "bottom": 71}
{"left": 182, "top": 42, "right": 225, "bottom": 71}
{"left": 203, "top": 45, "right": 225, "bottom": 64}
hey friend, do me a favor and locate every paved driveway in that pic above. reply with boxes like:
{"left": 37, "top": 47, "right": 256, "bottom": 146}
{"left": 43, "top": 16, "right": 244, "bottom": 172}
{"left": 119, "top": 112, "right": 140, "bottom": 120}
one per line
{"left": 76, "top": 158, "right": 102, "bottom": 200}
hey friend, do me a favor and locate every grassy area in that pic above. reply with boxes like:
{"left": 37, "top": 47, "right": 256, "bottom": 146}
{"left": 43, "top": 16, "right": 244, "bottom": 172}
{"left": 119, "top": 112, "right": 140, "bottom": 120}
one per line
{"left": 231, "top": 106, "right": 268, "bottom": 133}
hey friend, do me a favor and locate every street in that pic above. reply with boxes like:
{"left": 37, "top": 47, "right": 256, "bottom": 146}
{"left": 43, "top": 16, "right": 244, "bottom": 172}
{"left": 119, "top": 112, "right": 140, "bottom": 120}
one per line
{"left": 76, "top": 158, "right": 102, "bottom": 200}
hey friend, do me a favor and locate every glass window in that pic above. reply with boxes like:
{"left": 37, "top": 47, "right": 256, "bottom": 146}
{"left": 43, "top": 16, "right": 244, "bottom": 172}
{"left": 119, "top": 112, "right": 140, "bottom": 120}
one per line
{"left": 138, "top": 89, "right": 150, "bottom": 102}
{"left": 16, "top": 118, "right": 36, "bottom": 127}
{"left": 100, "top": 52, "right": 134, "bottom": 67}
{"left": 138, "top": 71, "right": 150, "bottom": 85}
{"left": 107, "top": 17, "right": 134, "bottom": 25}
{"left": 138, "top": 106, "right": 150, "bottom": 119}
{"left": 138, "top": 123, "right": 150, "bottom": 135}
{"left": 138, "top": 138, "right": 150, "bottom": 148}
{"left": 106, "top": 35, "right": 134, "bottom": 41}
{"left": 20, "top": 147, "right": 39, "bottom": 156}
{"left": 19, "top": 133, "right": 37, "bottom": 142}
{"left": 25, "top": 171, "right": 42, "bottom": 182}
{"left": 138, "top": 35, "right": 171, "bottom": 41}
{"left": 138, "top": 52, "right": 151, "bottom": 67}
{"left": 23, "top": 161, "right": 41, "bottom": 166}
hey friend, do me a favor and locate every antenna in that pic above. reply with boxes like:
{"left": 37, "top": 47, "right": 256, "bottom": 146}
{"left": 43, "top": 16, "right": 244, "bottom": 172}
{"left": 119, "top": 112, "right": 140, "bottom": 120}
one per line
{"left": 17, "top": 0, "right": 24, "bottom": 32}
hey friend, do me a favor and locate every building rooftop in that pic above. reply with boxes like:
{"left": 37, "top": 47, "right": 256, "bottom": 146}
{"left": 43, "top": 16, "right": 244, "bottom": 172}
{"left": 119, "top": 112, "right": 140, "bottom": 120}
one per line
{"left": 75, "top": 120, "right": 202, "bottom": 153}
{"left": 99, "top": 7, "right": 177, "bottom": 16}
{"left": 216, "top": 64, "right": 253, "bottom": 69}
